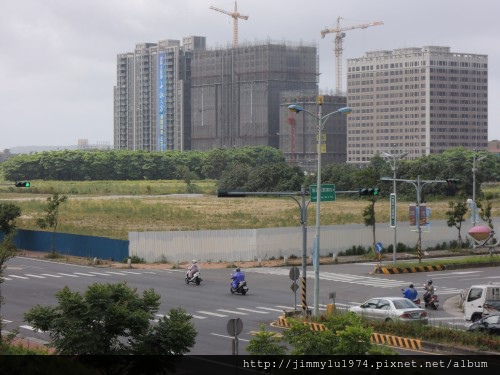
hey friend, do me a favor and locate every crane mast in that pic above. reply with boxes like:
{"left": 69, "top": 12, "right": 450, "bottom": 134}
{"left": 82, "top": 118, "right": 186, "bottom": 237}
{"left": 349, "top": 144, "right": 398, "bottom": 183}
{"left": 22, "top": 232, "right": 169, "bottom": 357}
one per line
{"left": 210, "top": 2, "right": 249, "bottom": 47}
{"left": 321, "top": 17, "right": 383, "bottom": 95}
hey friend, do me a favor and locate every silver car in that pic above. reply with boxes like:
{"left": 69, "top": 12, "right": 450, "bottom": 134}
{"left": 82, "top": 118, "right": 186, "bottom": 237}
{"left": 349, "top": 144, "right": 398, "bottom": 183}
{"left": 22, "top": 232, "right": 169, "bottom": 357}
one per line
{"left": 349, "top": 297, "right": 429, "bottom": 324}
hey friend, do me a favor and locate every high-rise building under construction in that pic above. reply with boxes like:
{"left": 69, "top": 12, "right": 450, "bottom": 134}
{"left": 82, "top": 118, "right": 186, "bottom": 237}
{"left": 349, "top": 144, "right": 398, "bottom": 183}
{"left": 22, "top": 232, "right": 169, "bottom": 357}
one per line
{"left": 114, "top": 38, "right": 319, "bottom": 153}
{"left": 346, "top": 46, "right": 488, "bottom": 165}
{"left": 190, "top": 41, "right": 318, "bottom": 150}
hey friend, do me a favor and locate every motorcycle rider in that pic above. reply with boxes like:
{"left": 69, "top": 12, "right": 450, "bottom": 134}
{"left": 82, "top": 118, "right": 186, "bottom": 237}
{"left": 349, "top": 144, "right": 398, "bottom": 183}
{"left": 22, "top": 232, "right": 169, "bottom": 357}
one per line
{"left": 403, "top": 284, "right": 418, "bottom": 301}
{"left": 231, "top": 268, "right": 245, "bottom": 289}
{"left": 187, "top": 259, "right": 200, "bottom": 279}
{"left": 423, "top": 279, "right": 435, "bottom": 304}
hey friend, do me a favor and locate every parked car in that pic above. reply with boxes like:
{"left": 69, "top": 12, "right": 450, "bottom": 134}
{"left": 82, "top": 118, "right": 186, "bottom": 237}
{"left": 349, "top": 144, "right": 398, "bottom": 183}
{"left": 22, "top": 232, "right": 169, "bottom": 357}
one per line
{"left": 467, "top": 314, "right": 500, "bottom": 335}
{"left": 349, "top": 297, "right": 428, "bottom": 324}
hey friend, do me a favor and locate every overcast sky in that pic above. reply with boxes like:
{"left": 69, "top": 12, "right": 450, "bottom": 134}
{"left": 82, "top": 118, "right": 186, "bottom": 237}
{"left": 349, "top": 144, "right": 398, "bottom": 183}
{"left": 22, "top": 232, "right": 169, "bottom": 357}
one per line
{"left": 1, "top": 0, "right": 499, "bottom": 151}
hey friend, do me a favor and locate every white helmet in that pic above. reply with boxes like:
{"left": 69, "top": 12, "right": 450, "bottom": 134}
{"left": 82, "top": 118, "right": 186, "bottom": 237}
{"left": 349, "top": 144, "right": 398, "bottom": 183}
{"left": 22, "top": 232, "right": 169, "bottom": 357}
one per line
{"left": 192, "top": 259, "right": 197, "bottom": 264}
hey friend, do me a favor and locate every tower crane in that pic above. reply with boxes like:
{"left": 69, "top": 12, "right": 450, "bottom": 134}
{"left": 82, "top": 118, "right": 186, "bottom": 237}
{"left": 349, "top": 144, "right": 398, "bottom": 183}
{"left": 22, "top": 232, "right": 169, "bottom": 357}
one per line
{"left": 209, "top": 2, "right": 249, "bottom": 48}
{"left": 321, "top": 17, "right": 383, "bottom": 95}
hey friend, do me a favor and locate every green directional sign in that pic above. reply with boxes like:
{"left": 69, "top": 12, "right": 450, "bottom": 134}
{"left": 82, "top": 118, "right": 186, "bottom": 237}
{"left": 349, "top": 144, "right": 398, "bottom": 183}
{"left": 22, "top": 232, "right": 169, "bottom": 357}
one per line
{"left": 310, "top": 184, "right": 336, "bottom": 203}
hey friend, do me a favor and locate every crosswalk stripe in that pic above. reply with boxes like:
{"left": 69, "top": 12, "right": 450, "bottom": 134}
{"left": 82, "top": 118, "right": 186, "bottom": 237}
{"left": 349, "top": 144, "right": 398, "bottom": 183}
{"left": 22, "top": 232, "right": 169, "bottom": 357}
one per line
{"left": 7, "top": 275, "right": 29, "bottom": 279}
{"left": 73, "top": 272, "right": 95, "bottom": 277}
{"left": 24, "top": 274, "right": 46, "bottom": 279}
{"left": 255, "top": 307, "right": 284, "bottom": 312}
{"left": 119, "top": 271, "right": 142, "bottom": 274}
{"left": 217, "top": 309, "right": 247, "bottom": 315}
{"left": 190, "top": 315, "right": 208, "bottom": 319}
{"left": 236, "top": 308, "right": 269, "bottom": 314}
{"left": 103, "top": 271, "right": 128, "bottom": 275}
{"left": 3, "top": 277, "right": 12, "bottom": 281}
{"left": 41, "top": 274, "right": 63, "bottom": 278}
{"left": 2, "top": 319, "right": 12, "bottom": 323}
{"left": 197, "top": 311, "right": 228, "bottom": 317}
{"left": 57, "top": 273, "right": 79, "bottom": 277}
{"left": 89, "top": 272, "right": 112, "bottom": 276}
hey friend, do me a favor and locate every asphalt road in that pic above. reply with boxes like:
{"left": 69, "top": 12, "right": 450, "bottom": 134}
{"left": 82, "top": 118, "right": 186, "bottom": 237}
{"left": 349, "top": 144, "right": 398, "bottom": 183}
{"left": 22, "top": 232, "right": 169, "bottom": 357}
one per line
{"left": 2, "top": 256, "right": 499, "bottom": 354}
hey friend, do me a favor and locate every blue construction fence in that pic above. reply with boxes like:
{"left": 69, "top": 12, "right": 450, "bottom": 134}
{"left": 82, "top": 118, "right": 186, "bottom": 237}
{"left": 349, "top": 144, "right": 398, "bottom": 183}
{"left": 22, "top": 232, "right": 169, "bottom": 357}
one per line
{"left": 1, "top": 229, "right": 129, "bottom": 262}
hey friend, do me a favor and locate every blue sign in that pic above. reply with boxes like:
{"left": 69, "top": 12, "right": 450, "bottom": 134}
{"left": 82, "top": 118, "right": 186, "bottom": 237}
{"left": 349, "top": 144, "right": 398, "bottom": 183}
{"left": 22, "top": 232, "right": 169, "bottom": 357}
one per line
{"left": 375, "top": 242, "right": 383, "bottom": 254}
{"left": 157, "top": 52, "right": 167, "bottom": 151}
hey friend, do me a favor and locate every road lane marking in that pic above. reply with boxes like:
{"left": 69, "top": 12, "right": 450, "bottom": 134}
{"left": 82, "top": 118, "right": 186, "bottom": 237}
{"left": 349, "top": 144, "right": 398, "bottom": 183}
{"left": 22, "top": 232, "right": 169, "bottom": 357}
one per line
{"left": 6, "top": 275, "right": 29, "bottom": 279}
{"left": 3, "top": 277, "right": 12, "bottom": 281}
{"left": 255, "top": 307, "right": 284, "bottom": 312}
{"left": 89, "top": 272, "right": 112, "bottom": 276}
{"left": 210, "top": 333, "right": 249, "bottom": 342}
{"left": 41, "top": 274, "right": 63, "bottom": 278}
{"left": 196, "top": 311, "right": 228, "bottom": 317}
{"left": 118, "top": 271, "right": 142, "bottom": 274}
{"left": 104, "top": 271, "right": 130, "bottom": 275}
{"left": 20, "top": 325, "right": 39, "bottom": 332}
{"left": 24, "top": 274, "right": 46, "bottom": 279}
{"left": 217, "top": 309, "right": 247, "bottom": 315}
{"left": 236, "top": 308, "right": 269, "bottom": 314}
{"left": 73, "top": 272, "right": 96, "bottom": 277}
{"left": 190, "top": 315, "right": 208, "bottom": 319}
{"left": 57, "top": 273, "right": 79, "bottom": 277}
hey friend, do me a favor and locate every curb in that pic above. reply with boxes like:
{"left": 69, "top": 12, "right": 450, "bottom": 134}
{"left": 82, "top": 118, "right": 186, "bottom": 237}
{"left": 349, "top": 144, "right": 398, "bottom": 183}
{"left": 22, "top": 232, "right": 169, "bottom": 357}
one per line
{"left": 374, "top": 265, "right": 446, "bottom": 274}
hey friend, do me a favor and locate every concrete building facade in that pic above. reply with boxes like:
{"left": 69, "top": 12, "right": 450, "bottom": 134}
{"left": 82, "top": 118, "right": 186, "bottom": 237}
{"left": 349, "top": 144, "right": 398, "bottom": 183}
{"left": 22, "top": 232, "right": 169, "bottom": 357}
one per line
{"left": 190, "top": 41, "right": 318, "bottom": 150}
{"left": 114, "top": 37, "right": 206, "bottom": 151}
{"left": 346, "top": 46, "right": 488, "bottom": 165}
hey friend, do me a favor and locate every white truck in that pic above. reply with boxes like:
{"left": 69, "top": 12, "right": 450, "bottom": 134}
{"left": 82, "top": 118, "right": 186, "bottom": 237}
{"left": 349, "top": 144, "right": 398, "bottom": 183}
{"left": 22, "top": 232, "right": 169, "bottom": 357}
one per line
{"left": 463, "top": 283, "right": 500, "bottom": 322}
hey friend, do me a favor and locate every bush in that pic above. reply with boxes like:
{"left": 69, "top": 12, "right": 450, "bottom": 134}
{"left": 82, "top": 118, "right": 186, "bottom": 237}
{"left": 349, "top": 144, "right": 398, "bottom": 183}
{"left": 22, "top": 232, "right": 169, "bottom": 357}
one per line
{"left": 122, "top": 255, "right": 146, "bottom": 264}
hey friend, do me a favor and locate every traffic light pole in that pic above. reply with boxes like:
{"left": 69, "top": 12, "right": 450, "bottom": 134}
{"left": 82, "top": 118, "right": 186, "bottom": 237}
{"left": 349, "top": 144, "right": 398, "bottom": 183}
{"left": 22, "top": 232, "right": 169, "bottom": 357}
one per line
{"left": 381, "top": 176, "right": 453, "bottom": 262}
{"left": 218, "top": 188, "right": 311, "bottom": 317}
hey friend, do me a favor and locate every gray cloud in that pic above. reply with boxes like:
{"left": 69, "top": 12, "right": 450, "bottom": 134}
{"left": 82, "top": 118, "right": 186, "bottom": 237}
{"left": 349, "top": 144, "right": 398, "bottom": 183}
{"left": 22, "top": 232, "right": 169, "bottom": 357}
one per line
{"left": 1, "top": 0, "right": 498, "bottom": 150}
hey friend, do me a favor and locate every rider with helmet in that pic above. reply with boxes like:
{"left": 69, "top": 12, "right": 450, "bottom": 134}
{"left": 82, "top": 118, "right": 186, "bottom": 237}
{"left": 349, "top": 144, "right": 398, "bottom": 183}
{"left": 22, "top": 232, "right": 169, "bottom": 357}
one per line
{"left": 231, "top": 268, "right": 245, "bottom": 289}
{"left": 423, "top": 279, "right": 435, "bottom": 303}
{"left": 403, "top": 284, "right": 418, "bottom": 300}
{"left": 187, "top": 259, "right": 200, "bottom": 279}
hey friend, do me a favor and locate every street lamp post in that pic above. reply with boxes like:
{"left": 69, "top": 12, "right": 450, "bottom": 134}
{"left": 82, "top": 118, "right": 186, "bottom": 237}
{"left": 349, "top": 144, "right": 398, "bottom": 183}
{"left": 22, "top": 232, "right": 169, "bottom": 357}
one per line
{"left": 472, "top": 151, "right": 486, "bottom": 227}
{"left": 381, "top": 150, "right": 407, "bottom": 263}
{"left": 288, "top": 102, "right": 351, "bottom": 317}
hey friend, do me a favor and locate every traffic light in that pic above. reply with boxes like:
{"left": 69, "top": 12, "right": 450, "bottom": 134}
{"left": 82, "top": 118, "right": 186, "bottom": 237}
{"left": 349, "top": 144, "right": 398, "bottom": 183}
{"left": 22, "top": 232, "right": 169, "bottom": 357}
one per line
{"left": 446, "top": 179, "right": 460, "bottom": 186}
{"left": 217, "top": 189, "right": 246, "bottom": 198}
{"left": 359, "top": 187, "right": 380, "bottom": 196}
{"left": 15, "top": 181, "right": 31, "bottom": 188}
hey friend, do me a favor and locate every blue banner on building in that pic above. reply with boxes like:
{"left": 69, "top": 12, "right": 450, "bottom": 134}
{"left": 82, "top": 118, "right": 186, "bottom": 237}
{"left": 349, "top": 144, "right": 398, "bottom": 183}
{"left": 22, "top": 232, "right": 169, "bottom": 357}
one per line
{"left": 157, "top": 52, "right": 166, "bottom": 151}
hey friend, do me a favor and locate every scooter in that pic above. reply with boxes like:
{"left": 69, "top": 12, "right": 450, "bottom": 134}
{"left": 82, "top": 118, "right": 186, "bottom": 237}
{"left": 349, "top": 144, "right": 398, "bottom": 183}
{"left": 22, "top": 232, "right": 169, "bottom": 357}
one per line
{"left": 230, "top": 279, "right": 249, "bottom": 295}
{"left": 185, "top": 270, "right": 202, "bottom": 285}
{"left": 401, "top": 289, "right": 421, "bottom": 307}
{"left": 423, "top": 287, "right": 439, "bottom": 310}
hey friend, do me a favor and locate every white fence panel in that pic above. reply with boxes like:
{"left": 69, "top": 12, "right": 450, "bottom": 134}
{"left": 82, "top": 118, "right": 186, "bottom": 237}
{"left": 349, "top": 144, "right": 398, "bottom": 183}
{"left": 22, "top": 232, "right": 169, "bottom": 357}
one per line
{"left": 129, "top": 229, "right": 256, "bottom": 263}
{"left": 129, "top": 220, "right": 493, "bottom": 263}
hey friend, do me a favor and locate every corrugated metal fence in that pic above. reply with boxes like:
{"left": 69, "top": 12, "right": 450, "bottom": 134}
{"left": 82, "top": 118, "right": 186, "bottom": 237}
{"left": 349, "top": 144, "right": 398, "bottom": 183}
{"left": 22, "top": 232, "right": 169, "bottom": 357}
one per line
{"left": 5, "top": 229, "right": 128, "bottom": 261}
{"left": 128, "top": 220, "right": 478, "bottom": 263}
{"left": 3, "top": 219, "right": 496, "bottom": 263}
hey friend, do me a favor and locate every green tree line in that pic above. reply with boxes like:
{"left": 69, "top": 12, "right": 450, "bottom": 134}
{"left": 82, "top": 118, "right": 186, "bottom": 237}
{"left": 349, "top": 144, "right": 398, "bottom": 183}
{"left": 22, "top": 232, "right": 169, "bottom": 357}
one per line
{"left": 1, "top": 147, "right": 499, "bottom": 199}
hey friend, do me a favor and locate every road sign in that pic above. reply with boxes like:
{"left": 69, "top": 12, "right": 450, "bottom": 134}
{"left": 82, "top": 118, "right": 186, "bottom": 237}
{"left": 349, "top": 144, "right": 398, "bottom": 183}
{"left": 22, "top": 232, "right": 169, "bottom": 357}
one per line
{"left": 310, "top": 184, "right": 336, "bottom": 203}
{"left": 226, "top": 318, "right": 243, "bottom": 337}
{"left": 290, "top": 282, "right": 299, "bottom": 293}
{"left": 289, "top": 266, "right": 300, "bottom": 281}
{"left": 390, "top": 193, "right": 396, "bottom": 228}
{"left": 375, "top": 242, "right": 383, "bottom": 254}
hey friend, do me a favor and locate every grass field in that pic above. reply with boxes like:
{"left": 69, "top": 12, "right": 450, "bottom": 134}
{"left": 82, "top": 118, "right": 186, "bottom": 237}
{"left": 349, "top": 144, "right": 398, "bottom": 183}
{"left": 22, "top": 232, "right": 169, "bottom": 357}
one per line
{"left": 1, "top": 180, "right": 499, "bottom": 240}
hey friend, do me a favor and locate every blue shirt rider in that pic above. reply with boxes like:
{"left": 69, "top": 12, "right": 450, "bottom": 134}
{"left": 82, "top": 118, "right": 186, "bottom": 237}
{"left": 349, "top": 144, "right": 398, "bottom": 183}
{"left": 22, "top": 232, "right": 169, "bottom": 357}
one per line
{"left": 231, "top": 268, "right": 245, "bottom": 289}
{"left": 403, "top": 284, "right": 418, "bottom": 300}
